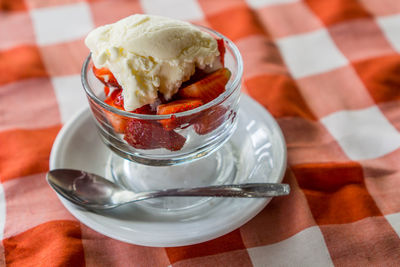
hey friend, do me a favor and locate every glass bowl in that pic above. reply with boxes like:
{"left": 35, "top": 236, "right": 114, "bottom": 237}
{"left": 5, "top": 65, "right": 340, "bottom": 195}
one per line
{"left": 81, "top": 25, "right": 243, "bottom": 211}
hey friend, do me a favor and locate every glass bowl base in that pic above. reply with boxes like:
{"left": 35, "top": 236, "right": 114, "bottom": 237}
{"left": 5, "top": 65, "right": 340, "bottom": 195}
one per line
{"left": 106, "top": 141, "right": 238, "bottom": 212}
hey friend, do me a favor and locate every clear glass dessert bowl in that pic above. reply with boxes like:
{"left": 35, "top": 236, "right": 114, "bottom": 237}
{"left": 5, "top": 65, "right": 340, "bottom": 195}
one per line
{"left": 81, "top": 26, "right": 243, "bottom": 211}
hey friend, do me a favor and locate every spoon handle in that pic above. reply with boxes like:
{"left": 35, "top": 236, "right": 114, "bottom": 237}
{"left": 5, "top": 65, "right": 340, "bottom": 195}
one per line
{"left": 134, "top": 183, "right": 290, "bottom": 201}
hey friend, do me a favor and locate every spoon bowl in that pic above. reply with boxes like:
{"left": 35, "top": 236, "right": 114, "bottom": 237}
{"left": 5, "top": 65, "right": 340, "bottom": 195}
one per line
{"left": 47, "top": 169, "right": 290, "bottom": 210}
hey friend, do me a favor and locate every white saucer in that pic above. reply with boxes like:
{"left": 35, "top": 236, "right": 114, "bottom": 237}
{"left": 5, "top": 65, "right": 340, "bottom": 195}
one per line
{"left": 49, "top": 94, "right": 287, "bottom": 247}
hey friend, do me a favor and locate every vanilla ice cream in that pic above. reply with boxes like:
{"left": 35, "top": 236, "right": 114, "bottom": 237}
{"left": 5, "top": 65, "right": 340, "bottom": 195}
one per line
{"left": 85, "top": 14, "right": 221, "bottom": 111}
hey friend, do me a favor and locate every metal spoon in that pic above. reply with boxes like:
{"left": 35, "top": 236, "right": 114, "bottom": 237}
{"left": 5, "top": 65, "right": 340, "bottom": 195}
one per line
{"left": 46, "top": 169, "right": 290, "bottom": 210}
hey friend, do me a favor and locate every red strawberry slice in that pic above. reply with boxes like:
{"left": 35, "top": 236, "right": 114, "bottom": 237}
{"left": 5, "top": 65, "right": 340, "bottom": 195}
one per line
{"left": 104, "top": 104, "right": 155, "bottom": 134}
{"left": 157, "top": 99, "right": 203, "bottom": 115}
{"left": 114, "top": 91, "right": 124, "bottom": 107}
{"left": 180, "top": 68, "right": 208, "bottom": 89}
{"left": 105, "top": 88, "right": 123, "bottom": 108}
{"left": 194, "top": 106, "right": 227, "bottom": 135}
{"left": 105, "top": 89, "right": 156, "bottom": 114}
{"left": 93, "top": 66, "right": 121, "bottom": 88}
{"left": 104, "top": 86, "right": 110, "bottom": 97}
{"left": 157, "top": 99, "right": 203, "bottom": 130}
{"left": 104, "top": 89, "right": 155, "bottom": 133}
{"left": 177, "top": 68, "right": 231, "bottom": 103}
{"left": 104, "top": 107, "right": 127, "bottom": 134}
{"left": 217, "top": 38, "right": 226, "bottom": 66}
{"left": 104, "top": 90, "right": 127, "bottom": 133}
{"left": 133, "top": 104, "right": 156, "bottom": 115}
{"left": 124, "top": 119, "right": 186, "bottom": 151}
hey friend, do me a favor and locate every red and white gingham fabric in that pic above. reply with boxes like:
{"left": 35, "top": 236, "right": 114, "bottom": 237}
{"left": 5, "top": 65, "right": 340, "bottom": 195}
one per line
{"left": 2, "top": 0, "right": 400, "bottom": 266}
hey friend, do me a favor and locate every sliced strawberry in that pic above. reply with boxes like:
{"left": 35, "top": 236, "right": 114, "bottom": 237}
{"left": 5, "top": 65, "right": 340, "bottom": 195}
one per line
{"left": 132, "top": 104, "right": 155, "bottom": 115}
{"left": 157, "top": 99, "right": 203, "bottom": 115}
{"left": 104, "top": 110, "right": 127, "bottom": 134}
{"left": 104, "top": 88, "right": 154, "bottom": 132}
{"left": 114, "top": 91, "right": 124, "bottom": 107}
{"left": 157, "top": 99, "right": 203, "bottom": 130}
{"left": 177, "top": 68, "right": 231, "bottom": 103}
{"left": 124, "top": 119, "right": 186, "bottom": 151}
{"left": 104, "top": 86, "right": 110, "bottom": 97}
{"left": 180, "top": 68, "right": 208, "bottom": 90}
{"left": 194, "top": 106, "right": 227, "bottom": 135}
{"left": 104, "top": 106, "right": 151, "bottom": 134}
{"left": 104, "top": 92, "right": 127, "bottom": 133}
{"left": 105, "top": 89, "right": 123, "bottom": 108}
{"left": 105, "top": 89, "right": 155, "bottom": 114}
{"left": 93, "top": 66, "right": 121, "bottom": 88}
{"left": 217, "top": 38, "right": 226, "bottom": 66}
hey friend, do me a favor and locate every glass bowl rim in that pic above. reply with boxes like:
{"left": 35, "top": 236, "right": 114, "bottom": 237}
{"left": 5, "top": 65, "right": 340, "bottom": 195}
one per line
{"left": 81, "top": 25, "right": 243, "bottom": 120}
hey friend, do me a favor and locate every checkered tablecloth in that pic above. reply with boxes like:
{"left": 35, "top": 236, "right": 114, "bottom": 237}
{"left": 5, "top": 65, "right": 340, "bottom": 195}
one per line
{"left": 2, "top": 0, "right": 400, "bottom": 266}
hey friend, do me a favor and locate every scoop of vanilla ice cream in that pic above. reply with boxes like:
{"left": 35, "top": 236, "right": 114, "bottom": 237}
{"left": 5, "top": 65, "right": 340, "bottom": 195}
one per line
{"left": 85, "top": 14, "right": 220, "bottom": 111}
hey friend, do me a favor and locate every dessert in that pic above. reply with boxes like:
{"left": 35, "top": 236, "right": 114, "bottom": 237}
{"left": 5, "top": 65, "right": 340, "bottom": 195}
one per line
{"left": 85, "top": 14, "right": 232, "bottom": 151}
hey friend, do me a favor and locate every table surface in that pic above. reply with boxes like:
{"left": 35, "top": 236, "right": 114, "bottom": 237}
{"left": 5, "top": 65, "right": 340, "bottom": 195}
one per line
{"left": 2, "top": 0, "right": 400, "bottom": 266}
